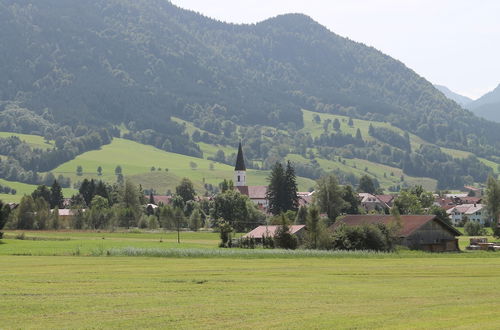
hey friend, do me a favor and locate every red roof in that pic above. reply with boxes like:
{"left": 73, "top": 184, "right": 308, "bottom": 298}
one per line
{"left": 149, "top": 195, "right": 172, "bottom": 205}
{"left": 235, "top": 185, "right": 267, "bottom": 199}
{"left": 243, "top": 225, "right": 306, "bottom": 238}
{"left": 331, "top": 215, "right": 461, "bottom": 237}
{"left": 375, "top": 195, "right": 395, "bottom": 205}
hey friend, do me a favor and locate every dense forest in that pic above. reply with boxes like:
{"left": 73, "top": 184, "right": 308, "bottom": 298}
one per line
{"left": 0, "top": 0, "right": 499, "bottom": 189}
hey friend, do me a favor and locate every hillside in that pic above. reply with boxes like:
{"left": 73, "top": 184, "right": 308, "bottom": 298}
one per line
{"left": 434, "top": 85, "right": 473, "bottom": 107}
{"left": 468, "top": 84, "right": 500, "bottom": 122}
{"left": 1, "top": 0, "right": 500, "bottom": 190}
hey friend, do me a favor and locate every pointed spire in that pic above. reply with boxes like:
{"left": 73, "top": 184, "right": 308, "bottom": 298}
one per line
{"left": 234, "top": 142, "right": 246, "bottom": 171}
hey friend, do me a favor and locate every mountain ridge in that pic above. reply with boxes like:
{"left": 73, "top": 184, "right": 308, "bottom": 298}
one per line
{"left": 434, "top": 84, "right": 473, "bottom": 107}
{"left": 0, "top": 0, "right": 499, "bottom": 190}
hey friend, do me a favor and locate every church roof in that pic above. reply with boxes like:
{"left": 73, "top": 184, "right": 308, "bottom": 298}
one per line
{"left": 234, "top": 142, "right": 246, "bottom": 171}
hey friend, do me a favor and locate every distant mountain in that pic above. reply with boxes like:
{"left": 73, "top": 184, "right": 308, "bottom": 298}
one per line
{"left": 467, "top": 84, "right": 500, "bottom": 122}
{"left": 1, "top": 0, "right": 500, "bottom": 189}
{"left": 434, "top": 85, "right": 473, "bottom": 107}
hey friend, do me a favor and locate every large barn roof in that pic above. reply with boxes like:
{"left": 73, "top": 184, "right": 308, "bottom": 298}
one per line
{"left": 331, "top": 215, "right": 461, "bottom": 237}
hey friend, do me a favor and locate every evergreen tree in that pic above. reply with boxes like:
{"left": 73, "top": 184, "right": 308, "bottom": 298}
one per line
{"left": 50, "top": 180, "right": 64, "bottom": 209}
{"left": 94, "top": 180, "right": 110, "bottom": 202}
{"left": 266, "top": 162, "right": 286, "bottom": 215}
{"left": 285, "top": 161, "right": 299, "bottom": 212}
{"left": 333, "top": 118, "right": 341, "bottom": 131}
{"left": 97, "top": 166, "right": 102, "bottom": 176}
{"left": 306, "top": 206, "right": 321, "bottom": 249}
{"left": 79, "top": 179, "right": 96, "bottom": 206}
{"left": 149, "top": 192, "right": 155, "bottom": 204}
{"left": 266, "top": 161, "right": 299, "bottom": 215}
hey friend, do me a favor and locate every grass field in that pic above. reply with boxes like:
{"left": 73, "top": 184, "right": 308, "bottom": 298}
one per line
{"left": 48, "top": 138, "right": 315, "bottom": 193}
{"left": 2, "top": 252, "right": 500, "bottom": 328}
{"left": 2, "top": 231, "right": 500, "bottom": 328}
{"left": 0, "top": 131, "right": 53, "bottom": 149}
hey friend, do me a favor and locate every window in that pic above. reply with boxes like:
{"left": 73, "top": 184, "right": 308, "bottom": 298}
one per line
{"left": 238, "top": 175, "right": 240, "bottom": 182}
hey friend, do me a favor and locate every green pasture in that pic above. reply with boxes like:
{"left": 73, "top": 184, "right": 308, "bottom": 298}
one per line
{"left": 0, "top": 178, "right": 76, "bottom": 203}
{"left": 0, "top": 131, "right": 53, "bottom": 149}
{"left": 0, "top": 231, "right": 220, "bottom": 256}
{"left": 2, "top": 252, "right": 500, "bottom": 329}
{"left": 287, "top": 153, "right": 437, "bottom": 191}
{"left": 48, "top": 138, "right": 314, "bottom": 192}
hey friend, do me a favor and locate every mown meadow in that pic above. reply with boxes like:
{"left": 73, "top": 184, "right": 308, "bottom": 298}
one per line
{"left": 2, "top": 230, "right": 500, "bottom": 328}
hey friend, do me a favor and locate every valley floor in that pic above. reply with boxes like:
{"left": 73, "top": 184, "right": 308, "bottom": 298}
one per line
{"left": 1, "top": 231, "right": 500, "bottom": 328}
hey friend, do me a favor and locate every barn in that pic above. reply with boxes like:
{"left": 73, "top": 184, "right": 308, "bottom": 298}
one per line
{"left": 331, "top": 215, "right": 461, "bottom": 252}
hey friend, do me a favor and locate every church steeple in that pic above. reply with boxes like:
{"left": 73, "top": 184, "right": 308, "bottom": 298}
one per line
{"left": 234, "top": 142, "right": 247, "bottom": 186}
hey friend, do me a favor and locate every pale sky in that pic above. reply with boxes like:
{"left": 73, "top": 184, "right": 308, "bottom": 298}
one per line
{"left": 172, "top": 0, "right": 500, "bottom": 100}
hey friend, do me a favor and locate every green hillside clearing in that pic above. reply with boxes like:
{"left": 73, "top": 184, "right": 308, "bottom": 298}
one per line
{"left": 49, "top": 138, "right": 315, "bottom": 193}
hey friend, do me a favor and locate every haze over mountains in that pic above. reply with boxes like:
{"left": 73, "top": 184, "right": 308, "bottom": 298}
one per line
{"left": 434, "top": 85, "right": 473, "bottom": 107}
{"left": 435, "top": 83, "right": 500, "bottom": 123}
{"left": 1, "top": 0, "right": 500, "bottom": 190}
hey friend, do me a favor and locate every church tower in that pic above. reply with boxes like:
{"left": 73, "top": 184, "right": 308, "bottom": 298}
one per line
{"left": 234, "top": 142, "right": 247, "bottom": 187}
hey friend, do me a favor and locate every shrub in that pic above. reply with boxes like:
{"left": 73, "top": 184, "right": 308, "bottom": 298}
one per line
{"left": 331, "top": 223, "right": 397, "bottom": 251}
{"left": 273, "top": 216, "right": 298, "bottom": 250}
{"left": 464, "top": 221, "right": 486, "bottom": 236}
{"left": 148, "top": 216, "right": 159, "bottom": 230}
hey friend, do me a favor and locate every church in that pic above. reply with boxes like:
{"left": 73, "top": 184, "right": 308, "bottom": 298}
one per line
{"left": 232, "top": 143, "right": 314, "bottom": 209}
{"left": 233, "top": 143, "right": 269, "bottom": 208}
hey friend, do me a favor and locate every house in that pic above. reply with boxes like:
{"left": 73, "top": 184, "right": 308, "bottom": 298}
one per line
{"left": 358, "top": 193, "right": 389, "bottom": 212}
{"left": 446, "top": 203, "right": 487, "bottom": 226}
{"left": 147, "top": 195, "right": 172, "bottom": 205}
{"left": 297, "top": 191, "right": 314, "bottom": 207}
{"left": 330, "top": 215, "right": 461, "bottom": 252}
{"left": 53, "top": 208, "right": 85, "bottom": 223}
{"left": 243, "top": 225, "right": 306, "bottom": 243}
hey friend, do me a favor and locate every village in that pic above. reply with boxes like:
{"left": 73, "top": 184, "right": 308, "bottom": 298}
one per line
{"left": 4, "top": 143, "right": 496, "bottom": 254}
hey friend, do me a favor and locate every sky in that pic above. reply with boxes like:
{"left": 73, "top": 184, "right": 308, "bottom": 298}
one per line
{"left": 172, "top": 0, "right": 500, "bottom": 100}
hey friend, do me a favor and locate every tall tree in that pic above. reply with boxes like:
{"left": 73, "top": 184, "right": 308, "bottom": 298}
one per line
{"left": 32, "top": 185, "right": 51, "bottom": 205}
{"left": 284, "top": 161, "right": 299, "bottom": 212}
{"left": 266, "top": 162, "right": 286, "bottom": 215}
{"left": 315, "top": 175, "right": 346, "bottom": 223}
{"left": 306, "top": 206, "right": 321, "bottom": 249}
{"left": 79, "top": 179, "right": 96, "bottom": 206}
{"left": 176, "top": 178, "right": 196, "bottom": 203}
{"left": 358, "top": 175, "right": 376, "bottom": 194}
{"left": 119, "top": 180, "right": 142, "bottom": 228}
{"left": 50, "top": 180, "right": 64, "bottom": 209}
{"left": 486, "top": 175, "right": 500, "bottom": 230}
{"left": 266, "top": 161, "right": 298, "bottom": 215}
{"left": 16, "top": 196, "right": 36, "bottom": 229}
{"left": 295, "top": 205, "right": 308, "bottom": 225}
{"left": 341, "top": 185, "right": 360, "bottom": 214}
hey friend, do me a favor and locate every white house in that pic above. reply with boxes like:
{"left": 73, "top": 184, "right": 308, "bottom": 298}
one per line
{"left": 447, "top": 203, "right": 487, "bottom": 225}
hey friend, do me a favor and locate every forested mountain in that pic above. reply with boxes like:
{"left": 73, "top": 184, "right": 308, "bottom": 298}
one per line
{"left": 434, "top": 85, "right": 473, "bottom": 107}
{"left": 467, "top": 84, "right": 500, "bottom": 122}
{"left": 1, "top": 0, "right": 500, "bottom": 189}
